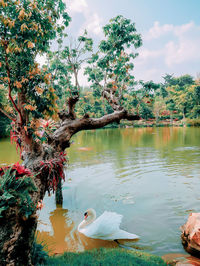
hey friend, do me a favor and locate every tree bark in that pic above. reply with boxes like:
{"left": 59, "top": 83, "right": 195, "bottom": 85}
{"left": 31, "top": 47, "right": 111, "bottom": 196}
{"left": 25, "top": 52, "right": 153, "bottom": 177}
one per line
{"left": 0, "top": 210, "right": 37, "bottom": 266}
{"left": 55, "top": 177, "right": 63, "bottom": 206}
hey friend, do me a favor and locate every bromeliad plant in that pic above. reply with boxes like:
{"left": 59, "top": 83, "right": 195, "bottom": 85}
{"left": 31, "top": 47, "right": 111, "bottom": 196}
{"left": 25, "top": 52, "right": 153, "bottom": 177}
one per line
{"left": 0, "top": 163, "right": 37, "bottom": 219}
{"left": 40, "top": 152, "right": 67, "bottom": 194}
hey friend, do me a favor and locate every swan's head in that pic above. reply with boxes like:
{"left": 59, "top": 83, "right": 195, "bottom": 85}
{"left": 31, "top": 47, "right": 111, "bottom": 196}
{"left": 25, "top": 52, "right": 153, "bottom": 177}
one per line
{"left": 84, "top": 208, "right": 96, "bottom": 222}
{"left": 78, "top": 208, "right": 97, "bottom": 230}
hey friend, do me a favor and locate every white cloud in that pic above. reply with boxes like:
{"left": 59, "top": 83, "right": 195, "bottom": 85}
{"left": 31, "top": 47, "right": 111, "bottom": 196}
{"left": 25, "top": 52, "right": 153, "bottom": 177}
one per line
{"left": 36, "top": 54, "right": 47, "bottom": 66}
{"left": 144, "top": 21, "right": 174, "bottom": 40}
{"left": 164, "top": 22, "right": 200, "bottom": 66}
{"left": 66, "top": 0, "right": 103, "bottom": 37}
{"left": 79, "top": 13, "right": 103, "bottom": 37}
{"left": 67, "top": 0, "right": 88, "bottom": 14}
{"left": 135, "top": 21, "right": 200, "bottom": 81}
{"left": 144, "top": 21, "right": 198, "bottom": 41}
{"left": 86, "top": 13, "right": 102, "bottom": 35}
{"left": 174, "top": 21, "right": 195, "bottom": 36}
{"left": 136, "top": 48, "right": 164, "bottom": 65}
{"left": 165, "top": 38, "right": 200, "bottom": 66}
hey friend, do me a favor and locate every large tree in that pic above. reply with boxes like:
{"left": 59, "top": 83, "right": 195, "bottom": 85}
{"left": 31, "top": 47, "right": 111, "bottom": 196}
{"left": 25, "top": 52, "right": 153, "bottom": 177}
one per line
{"left": 0, "top": 1, "right": 142, "bottom": 264}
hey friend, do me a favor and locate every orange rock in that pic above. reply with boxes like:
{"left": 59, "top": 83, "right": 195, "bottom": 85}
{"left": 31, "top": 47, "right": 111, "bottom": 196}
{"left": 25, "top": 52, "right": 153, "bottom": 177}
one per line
{"left": 162, "top": 253, "right": 200, "bottom": 265}
{"left": 181, "top": 213, "right": 200, "bottom": 257}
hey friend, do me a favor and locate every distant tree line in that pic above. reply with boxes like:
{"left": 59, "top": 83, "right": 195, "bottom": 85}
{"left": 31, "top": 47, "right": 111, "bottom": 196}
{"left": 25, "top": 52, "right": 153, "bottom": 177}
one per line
{"left": 1, "top": 73, "right": 200, "bottom": 137}
{"left": 45, "top": 57, "right": 200, "bottom": 124}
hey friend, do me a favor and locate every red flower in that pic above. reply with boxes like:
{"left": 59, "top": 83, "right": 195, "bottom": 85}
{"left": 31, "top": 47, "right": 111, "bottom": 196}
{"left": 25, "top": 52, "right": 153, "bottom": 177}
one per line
{"left": 12, "top": 162, "right": 32, "bottom": 176}
{"left": 0, "top": 168, "right": 4, "bottom": 176}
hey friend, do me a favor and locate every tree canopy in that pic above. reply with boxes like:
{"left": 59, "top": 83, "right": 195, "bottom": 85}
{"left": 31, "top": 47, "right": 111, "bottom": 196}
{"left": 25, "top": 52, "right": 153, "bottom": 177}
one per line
{"left": 0, "top": 0, "right": 71, "bottom": 146}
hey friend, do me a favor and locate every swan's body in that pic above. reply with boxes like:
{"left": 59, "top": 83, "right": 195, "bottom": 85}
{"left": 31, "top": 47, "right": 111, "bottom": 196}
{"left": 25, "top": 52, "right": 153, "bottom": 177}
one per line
{"left": 78, "top": 209, "right": 139, "bottom": 240}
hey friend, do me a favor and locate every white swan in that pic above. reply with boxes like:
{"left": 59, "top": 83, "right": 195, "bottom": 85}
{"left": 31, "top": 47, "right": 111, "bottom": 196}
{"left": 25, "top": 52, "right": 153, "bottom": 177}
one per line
{"left": 78, "top": 208, "right": 139, "bottom": 240}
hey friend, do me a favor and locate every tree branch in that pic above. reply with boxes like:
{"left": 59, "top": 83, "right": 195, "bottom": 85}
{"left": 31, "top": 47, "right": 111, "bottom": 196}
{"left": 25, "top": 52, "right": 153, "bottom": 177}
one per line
{"left": 58, "top": 95, "right": 79, "bottom": 121}
{"left": 53, "top": 110, "right": 140, "bottom": 151}
{"left": 7, "top": 76, "right": 23, "bottom": 124}
{"left": 68, "top": 95, "right": 79, "bottom": 118}
{"left": 0, "top": 107, "right": 16, "bottom": 121}
{"left": 3, "top": 42, "right": 23, "bottom": 124}
{"left": 73, "top": 66, "right": 79, "bottom": 89}
{"left": 102, "top": 90, "right": 123, "bottom": 111}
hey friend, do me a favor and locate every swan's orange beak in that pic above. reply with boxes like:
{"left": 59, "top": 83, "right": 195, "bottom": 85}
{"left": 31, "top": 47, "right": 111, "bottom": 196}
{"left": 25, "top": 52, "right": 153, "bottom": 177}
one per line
{"left": 84, "top": 212, "right": 88, "bottom": 219}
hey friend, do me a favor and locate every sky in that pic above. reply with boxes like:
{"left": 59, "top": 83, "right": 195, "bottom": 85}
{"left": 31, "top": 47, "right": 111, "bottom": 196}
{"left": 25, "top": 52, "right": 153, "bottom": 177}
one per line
{"left": 52, "top": 0, "right": 200, "bottom": 85}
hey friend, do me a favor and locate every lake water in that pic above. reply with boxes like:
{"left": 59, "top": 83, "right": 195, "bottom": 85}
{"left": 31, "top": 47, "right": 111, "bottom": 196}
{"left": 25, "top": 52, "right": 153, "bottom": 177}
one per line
{"left": 0, "top": 127, "right": 200, "bottom": 256}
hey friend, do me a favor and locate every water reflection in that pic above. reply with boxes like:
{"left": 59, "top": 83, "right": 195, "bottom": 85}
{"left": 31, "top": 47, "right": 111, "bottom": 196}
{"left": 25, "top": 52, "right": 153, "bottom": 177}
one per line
{"left": 67, "top": 127, "right": 200, "bottom": 181}
{"left": 37, "top": 205, "right": 117, "bottom": 255}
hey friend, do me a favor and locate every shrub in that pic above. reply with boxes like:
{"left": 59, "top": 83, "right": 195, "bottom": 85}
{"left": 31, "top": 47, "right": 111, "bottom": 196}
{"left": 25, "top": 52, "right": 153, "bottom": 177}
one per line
{"left": 186, "top": 119, "right": 200, "bottom": 127}
{"left": 0, "top": 164, "right": 37, "bottom": 219}
{"left": 31, "top": 238, "right": 49, "bottom": 265}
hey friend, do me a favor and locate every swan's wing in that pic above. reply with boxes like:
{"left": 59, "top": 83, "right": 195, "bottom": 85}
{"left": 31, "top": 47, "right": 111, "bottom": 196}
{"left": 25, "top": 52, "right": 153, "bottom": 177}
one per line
{"left": 85, "top": 211, "right": 123, "bottom": 238}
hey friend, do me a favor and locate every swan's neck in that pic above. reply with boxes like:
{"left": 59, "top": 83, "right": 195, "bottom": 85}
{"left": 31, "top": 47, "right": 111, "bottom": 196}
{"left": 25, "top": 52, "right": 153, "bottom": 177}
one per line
{"left": 78, "top": 216, "right": 96, "bottom": 230}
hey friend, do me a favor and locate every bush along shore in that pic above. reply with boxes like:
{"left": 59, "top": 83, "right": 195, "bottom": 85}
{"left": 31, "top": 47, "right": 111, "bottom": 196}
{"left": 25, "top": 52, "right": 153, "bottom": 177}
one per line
{"left": 119, "top": 118, "right": 200, "bottom": 128}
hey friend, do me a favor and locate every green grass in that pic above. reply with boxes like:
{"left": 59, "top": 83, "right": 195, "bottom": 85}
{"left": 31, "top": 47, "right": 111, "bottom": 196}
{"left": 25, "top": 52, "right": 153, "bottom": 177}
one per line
{"left": 31, "top": 239, "right": 49, "bottom": 265}
{"left": 42, "top": 248, "right": 167, "bottom": 266}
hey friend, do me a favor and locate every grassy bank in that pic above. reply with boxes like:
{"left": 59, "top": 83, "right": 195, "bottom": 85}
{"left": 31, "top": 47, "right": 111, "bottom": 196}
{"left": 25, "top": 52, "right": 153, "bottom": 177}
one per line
{"left": 35, "top": 247, "right": 167, "bottom": 266}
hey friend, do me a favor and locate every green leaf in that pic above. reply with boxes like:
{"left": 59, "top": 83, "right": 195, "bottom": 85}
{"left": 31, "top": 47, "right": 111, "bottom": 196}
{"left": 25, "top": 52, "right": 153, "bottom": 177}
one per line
{"left": 0, "top": 206, "right": 8, "bottom": 218}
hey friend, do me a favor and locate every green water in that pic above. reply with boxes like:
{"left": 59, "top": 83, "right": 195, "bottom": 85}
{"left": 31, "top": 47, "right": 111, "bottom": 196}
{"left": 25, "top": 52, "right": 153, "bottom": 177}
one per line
{"left": 1, "top": 127, "right": 200, "bottom": 256}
